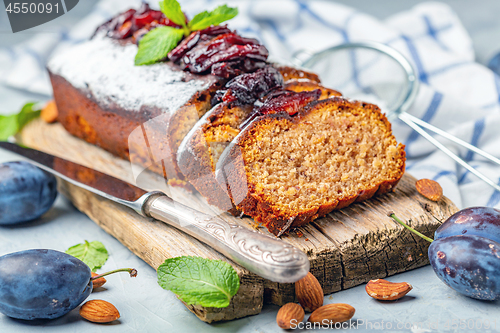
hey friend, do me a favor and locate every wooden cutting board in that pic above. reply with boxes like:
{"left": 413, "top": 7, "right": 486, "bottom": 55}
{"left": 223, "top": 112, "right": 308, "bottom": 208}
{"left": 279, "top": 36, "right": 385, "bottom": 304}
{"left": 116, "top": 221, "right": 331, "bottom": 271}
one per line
{"left": 19, "top": 119, "right": 458, "bottom": 323}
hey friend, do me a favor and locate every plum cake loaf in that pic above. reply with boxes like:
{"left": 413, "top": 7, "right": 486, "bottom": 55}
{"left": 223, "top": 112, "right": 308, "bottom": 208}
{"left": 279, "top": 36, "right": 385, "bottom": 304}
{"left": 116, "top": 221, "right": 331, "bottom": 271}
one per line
{"left": 47, "top": 3, "right": 406, "bottom": 235}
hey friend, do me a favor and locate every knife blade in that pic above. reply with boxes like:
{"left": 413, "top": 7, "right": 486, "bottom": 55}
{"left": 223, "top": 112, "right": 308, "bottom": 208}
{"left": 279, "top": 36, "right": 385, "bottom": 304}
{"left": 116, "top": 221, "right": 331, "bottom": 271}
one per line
{"left": 0, "top": 142, "right": 309, "bottom": 283}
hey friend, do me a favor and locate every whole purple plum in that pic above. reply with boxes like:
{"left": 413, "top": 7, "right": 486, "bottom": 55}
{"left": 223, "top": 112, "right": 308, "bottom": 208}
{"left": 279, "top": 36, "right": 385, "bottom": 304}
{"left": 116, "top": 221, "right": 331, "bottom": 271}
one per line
{"left": 0, "top": 249, "right": 92, "bottom": 319}
{"left": 428, "top": 235, "right": 500, "bottom": 300}
{"left": 0, "top": 161, "right": 57, "bottom": 225}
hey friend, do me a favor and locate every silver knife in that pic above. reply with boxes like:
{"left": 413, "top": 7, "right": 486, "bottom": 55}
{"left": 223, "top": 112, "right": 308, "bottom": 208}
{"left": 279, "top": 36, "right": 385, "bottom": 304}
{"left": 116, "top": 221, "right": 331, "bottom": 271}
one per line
{"left": 0, "top": 142, "right": 309, "bottom": 283}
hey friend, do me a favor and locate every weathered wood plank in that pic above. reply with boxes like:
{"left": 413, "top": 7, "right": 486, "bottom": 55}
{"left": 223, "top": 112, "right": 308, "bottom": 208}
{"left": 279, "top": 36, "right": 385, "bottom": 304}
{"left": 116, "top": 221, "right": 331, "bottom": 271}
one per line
{"left": 18, "top": 119, "right": 458, "bottom": 322}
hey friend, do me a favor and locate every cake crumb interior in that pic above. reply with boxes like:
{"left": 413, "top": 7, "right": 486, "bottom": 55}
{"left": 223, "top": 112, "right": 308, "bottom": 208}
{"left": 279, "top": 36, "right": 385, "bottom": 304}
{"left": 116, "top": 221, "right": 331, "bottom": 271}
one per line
{"left": 202, "top": 82, "right": 338, "bottom": 171}
{"left": 241, "top": 102, "right": 404, "bottom": 215}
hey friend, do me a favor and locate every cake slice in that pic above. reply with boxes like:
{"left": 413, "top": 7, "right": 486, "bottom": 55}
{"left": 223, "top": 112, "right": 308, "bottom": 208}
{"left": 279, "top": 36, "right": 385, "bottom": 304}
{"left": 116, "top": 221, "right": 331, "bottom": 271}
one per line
{"left": 215, "top": 97, "right": 406, "bottom": 236}
{"left": 177, "top": 72, "right": 340, "bottom": 211}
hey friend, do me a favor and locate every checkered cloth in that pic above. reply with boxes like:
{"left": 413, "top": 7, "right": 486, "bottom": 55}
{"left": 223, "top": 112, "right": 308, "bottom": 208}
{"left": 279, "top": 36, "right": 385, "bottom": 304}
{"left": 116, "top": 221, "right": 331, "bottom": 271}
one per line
{"left": 2, "top": 0, "right": 500, "bottom": 209}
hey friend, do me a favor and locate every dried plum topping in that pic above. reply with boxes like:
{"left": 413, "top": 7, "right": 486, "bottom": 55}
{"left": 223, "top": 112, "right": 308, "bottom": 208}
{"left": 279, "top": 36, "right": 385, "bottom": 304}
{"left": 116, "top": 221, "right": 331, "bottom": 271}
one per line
{"left": 212, "top": 66, "right": 284, "bottom": 105}
{"left": 211, "top": 59, "right": 266, "bottom": 79}
{"left": 259, "top": 89, "right": 321, "bottom": 115}
{"left": 180, "top": 33, "right": 269, "bottom": 74}
{"left": 93, "top": 4, "right": 182, "bottom": 41}
{"left": 239, "top": 89, "right": 322, "bottom": 129}
{"left": 94, "top": 6, "right": 269, "bottom": 79}
{"left": 168, "top": 25, "right": 232, "bottom": 63}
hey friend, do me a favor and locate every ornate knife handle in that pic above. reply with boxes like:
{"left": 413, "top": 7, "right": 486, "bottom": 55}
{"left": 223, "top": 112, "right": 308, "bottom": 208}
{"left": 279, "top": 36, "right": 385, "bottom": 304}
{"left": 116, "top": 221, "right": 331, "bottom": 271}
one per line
{"left": 142, "top": 193, "right": 309, "bottom": 283}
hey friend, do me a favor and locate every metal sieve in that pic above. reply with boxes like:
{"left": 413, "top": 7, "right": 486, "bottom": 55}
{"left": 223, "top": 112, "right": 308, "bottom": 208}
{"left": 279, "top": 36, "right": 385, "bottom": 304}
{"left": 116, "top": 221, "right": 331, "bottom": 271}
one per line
{"left": 293, "top": 41, "right": 500, "bottom": 193}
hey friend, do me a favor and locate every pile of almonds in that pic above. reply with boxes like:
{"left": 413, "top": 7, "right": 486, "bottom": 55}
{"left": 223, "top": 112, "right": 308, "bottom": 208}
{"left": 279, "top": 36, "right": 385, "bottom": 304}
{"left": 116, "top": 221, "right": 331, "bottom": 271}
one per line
{"left": 277, "top": 272, "right": 413, "bottom": 329}
{"left": 276, "top": 272, "right": 355, "bottom": 329}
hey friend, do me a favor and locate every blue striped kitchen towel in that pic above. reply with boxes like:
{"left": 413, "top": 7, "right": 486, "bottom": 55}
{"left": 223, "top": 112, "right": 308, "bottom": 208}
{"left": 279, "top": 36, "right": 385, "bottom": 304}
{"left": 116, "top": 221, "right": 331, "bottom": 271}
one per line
{"left": 1, "top": 0, "right": 500, "bottom": 209}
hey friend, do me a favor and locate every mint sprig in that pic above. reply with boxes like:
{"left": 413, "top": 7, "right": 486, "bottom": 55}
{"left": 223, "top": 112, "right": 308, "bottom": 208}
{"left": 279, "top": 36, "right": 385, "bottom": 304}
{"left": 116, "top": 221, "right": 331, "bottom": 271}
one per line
{"left": 135, "top": 0, "right": 238, "bottom": 66}
{"left": 0, "top": 102, "right": 41, "bottom": 141}
{"left": 66, "top": 240, "right": 109, "bottom": 272}
{"left": 157, "top": 256, "right": 240, "bottom": 308}
{"left": 135, "top": 26, "right": 184, "bottom": 65}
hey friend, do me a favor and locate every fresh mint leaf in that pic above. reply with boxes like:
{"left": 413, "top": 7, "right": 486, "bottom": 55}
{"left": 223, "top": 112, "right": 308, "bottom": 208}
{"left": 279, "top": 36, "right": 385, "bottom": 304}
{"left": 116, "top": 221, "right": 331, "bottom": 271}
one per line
{"left": 66, "top": 240, "right": 109, "bottom": 272}
{"left": 157, "top": 256, "right": 240, "bottom": 308}
{"left": 135, "top": 26, "right": 184, "bottom": 66}
{"left": 17, "top": 103, "right": 41, "bottom": 129}
{"left": 187, "top": 10, "right": 210, "bottom": 30}
{"left": 160, "top": 0, "right": 187, "bottom": 29}
{"left": 0, "top": 102, "right": 40, "bottom": 141}
{"left": 0, "top": 114, "right": 19, "bottom": 141}
{"left": 188, "top": 5, "right": 238, "bottom": 31}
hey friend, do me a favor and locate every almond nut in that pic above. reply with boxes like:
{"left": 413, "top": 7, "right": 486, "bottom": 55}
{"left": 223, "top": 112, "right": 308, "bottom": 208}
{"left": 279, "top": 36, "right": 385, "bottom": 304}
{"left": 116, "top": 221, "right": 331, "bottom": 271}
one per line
{"left": 415, "top": 179, "right": 442, "bottom": 201}
{"left": 276, "top": 303, "right": 305, "bottom": 329}
{"left": 365, "top": 278, "right": 412, "bottom": 301}
{"left": 79, "top": 299, "right": 120, "bottom": 323}
{"left": 295, "top": 272, "right": 323, "bottom": 312}
{"left": 40, "top": 100, "right": 58, "bottom": 123}
{"left": 91, "top": 272, "right": 107, "bottom": 289}
{"left": 308, "top": 303, "right": 355, "bottom": 324}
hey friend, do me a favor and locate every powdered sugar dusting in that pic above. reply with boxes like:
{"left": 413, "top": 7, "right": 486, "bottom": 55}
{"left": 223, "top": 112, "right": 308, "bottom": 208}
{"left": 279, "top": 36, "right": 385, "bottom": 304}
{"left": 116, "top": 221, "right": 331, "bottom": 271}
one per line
{"left": 47, "top": 36, "right": 212, "bottom": 113}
